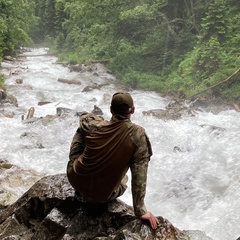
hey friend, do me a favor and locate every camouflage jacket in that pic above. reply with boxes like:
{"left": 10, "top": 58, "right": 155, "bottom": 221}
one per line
{"left": 68, "top": 113, "right": 152, "bottom": 216}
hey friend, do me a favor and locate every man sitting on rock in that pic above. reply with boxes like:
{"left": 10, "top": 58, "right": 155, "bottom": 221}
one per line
{"left": 67, "top": 92, "right": 159, "bottom": 229}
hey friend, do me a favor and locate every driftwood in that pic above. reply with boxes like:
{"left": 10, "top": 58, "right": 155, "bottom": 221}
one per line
{"left": 233, "top": 103, "right": 240, "bottom": 112}
{"left": 186, "top": 68, "right": 240, "bottom": 100}
{"left": 26, "top": 107, "right": 35, "bottom": 119}
{"left": 57, "top": 78, "right": 81, "bottom": 85}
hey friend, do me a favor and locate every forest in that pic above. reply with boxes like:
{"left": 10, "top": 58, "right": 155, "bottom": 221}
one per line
{"left": 0, "top": 0, "right": 239, "bottom": 101}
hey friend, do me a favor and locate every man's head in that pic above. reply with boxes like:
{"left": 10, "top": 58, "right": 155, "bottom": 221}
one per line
{"left": 110, "top": 92, "right": 134, "bottom": 114}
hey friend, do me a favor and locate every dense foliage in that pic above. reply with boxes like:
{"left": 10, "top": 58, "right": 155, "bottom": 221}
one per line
{"left": 0, "top": 0, "right": 37, "bottom": 89}
{"left": 0, "top": 0, "right": 37, "bottom": 56}
{"left": 0, "top": 0, "right": 239, "bottom": 100}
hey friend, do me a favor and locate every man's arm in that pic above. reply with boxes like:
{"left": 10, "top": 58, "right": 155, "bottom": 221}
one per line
{"left": 130, "top": 127, "right": 159, "bottom": 229}
{"left": 130, "top": 158, "right": 159, "bottom": 229}
{"left": 69, "top": 127, "right": 85, "bottom": 162}
{"left": 130, "top": 158, "right": 148, "bottom": 216}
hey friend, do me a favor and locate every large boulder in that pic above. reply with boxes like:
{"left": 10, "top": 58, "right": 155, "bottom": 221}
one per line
{"left": 0, "top": 159, "right": 44, "bottom": 208}
{"left": 0, "top": 174, "right": 208, "bottom": 239}
{"left": 0, "top": 92, "right": 18, "bottom": 106}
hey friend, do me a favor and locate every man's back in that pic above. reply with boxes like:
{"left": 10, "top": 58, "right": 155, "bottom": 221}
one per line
{"left": 72, "top": 116, "right": 137, "bottom": 202}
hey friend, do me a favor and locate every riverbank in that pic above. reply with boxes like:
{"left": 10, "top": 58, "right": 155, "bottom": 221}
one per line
{"left": 1, "top": 52, "right": 238, "bottom": 117}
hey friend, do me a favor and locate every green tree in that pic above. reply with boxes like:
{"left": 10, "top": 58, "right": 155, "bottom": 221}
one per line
{"left": 194, "top": 0, "right": 228, "bottom": 75}
{"left": 2, "top": 0, "right": 237, "bottom": 100}
{"left": 0, "top": 0, "right": 36, "bottom": 57}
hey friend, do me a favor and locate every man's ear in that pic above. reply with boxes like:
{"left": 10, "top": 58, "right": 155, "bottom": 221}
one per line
{"left": 131, "top": 106, "right": 135, "bottom": 114}
{"left": 110, "top": 106, "right": 114, "bottom": 114}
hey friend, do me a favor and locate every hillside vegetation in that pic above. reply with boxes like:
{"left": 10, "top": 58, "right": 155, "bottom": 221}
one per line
{"left": 0, "top": 0, "right": 239, "bottom": 101}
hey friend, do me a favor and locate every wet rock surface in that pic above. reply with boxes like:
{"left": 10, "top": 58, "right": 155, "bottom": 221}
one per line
{"left": 0, "top": 174, "right": 211, "bottom": 240}
{"left": 0, "top": 159, "right": 44, "bottom": 208}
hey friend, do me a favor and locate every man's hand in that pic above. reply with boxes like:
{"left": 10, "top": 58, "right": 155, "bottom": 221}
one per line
{"left": 140, "top": 212, "right": 159, "bottom": 229}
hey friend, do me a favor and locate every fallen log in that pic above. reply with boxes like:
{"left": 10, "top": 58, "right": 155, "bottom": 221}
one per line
{"left": 57, "top": 78, "right": 81, "bottom": 85}
{"left": 186, "top": 68, "right": 240, "bottom": 100}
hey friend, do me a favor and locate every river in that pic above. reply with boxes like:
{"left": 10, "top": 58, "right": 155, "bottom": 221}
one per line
{"left": 0, "top": 48, "right": 240, "bottom": 240}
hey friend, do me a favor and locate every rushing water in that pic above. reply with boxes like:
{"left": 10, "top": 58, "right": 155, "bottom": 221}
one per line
{"left": 1, "top": 48, "right": 240, "bottom": 240}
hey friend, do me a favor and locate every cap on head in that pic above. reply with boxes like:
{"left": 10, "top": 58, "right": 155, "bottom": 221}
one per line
{"left": 111, "top": 92, "right": 134, "bottom": 114}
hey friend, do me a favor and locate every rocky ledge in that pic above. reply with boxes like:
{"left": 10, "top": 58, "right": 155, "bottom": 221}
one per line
{"left": 0, "top": 174, "right": 213, "bottom": 240}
